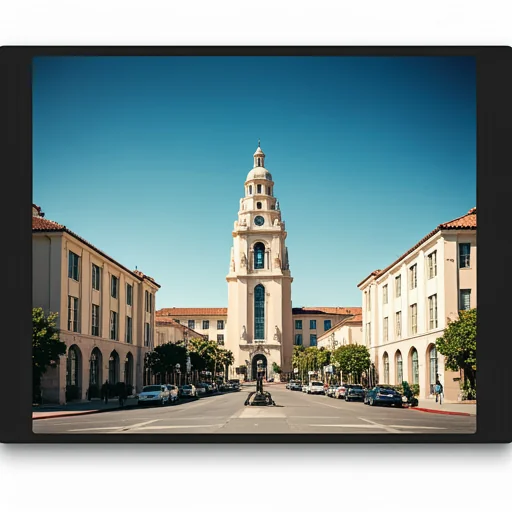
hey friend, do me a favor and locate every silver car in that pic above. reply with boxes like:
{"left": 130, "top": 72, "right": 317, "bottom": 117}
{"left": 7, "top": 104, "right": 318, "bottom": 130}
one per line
{"left": 138, "top": 385, "right": 170, "bottom": 406}
{"left": 179, "top": 384, "right": 197, "bottom": 398}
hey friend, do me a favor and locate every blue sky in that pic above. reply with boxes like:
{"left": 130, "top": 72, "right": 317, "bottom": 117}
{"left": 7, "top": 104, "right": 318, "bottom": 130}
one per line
{"left": 33, "top": 56, "right": 476, "bottom": 309}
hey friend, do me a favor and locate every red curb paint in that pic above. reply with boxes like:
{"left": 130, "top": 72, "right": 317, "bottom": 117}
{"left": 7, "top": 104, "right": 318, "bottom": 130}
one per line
{"left": 33, "top": 410, "right": 103, "bottom": 420}
{"left": 409, "top": 407, "right": 473, "bottom": 417}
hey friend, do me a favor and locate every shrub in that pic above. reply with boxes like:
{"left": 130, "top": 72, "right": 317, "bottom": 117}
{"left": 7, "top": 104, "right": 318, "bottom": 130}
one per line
{"left": 65, "top": 385, "right": 80, "bottom": 402}
{"left": 87, "top": 384, "right": 100, "bottom": 399}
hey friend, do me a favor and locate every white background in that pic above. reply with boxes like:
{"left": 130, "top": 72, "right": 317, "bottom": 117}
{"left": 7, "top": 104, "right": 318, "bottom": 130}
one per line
{"left": 2, "top": 1, "right": 511, "bottom": 510}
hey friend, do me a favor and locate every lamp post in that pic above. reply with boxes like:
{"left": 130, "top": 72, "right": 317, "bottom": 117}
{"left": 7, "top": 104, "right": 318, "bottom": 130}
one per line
{"left": 175, "top": 363, "right": 181, "bottom": 387}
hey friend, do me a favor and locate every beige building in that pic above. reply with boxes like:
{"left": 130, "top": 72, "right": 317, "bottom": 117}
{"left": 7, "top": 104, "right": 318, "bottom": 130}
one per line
{"left": 32, "top": 204, "right": 160, "bottom": 404}
{"left": 292, "top": 307, "right": 362, "bottom": 348}
{"left": 357, "top": 207, "right": 477, "bottom": 402}
{"left": 155, "top": 315, "right": 206, "bottom": 346}
{"left": 316, "top": 313, "right": 363, "bottom": 350}
{"left": 156, "top": 308, "right": 228, "bottom": 345}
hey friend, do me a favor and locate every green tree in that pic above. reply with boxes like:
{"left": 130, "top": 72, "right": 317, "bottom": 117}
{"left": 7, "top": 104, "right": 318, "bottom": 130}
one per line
{"left": 435, "top": 308, "right": 477, "bottom": 398}
{"left": 32, "top": 307, "right": 67, "bottom": 402}
{"left": 272, "top": 362, "right": 282, "bottom": 374}
{"left": 145, "top": 343, "right": 188, "bottom": 383}
{"left": 218, "top": 349, "right": 234, "bottom": 380}
{"left": 331, "top": 344, "right": 371, "bottom": 384}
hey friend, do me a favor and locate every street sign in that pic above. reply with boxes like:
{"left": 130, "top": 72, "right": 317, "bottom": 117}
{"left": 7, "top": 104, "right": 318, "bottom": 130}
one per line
{"left": 294, "top": 368, "right": 298, "bottom": 373}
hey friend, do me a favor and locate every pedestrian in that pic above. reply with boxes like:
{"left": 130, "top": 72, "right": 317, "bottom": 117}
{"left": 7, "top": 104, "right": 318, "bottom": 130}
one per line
{"left": 434, "top": 379, "right": 443, "bottom": 404}
{"left": 101, "top": 379, "right": 109, "bottom": 404}
{"left": 118, "top": 382, "right": 126, "bottom": 407}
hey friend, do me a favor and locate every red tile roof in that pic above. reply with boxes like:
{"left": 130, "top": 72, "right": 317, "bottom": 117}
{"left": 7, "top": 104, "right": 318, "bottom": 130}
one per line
{"left": 292, "top": 307, "right": 362, "bottom": 316}
{"left": 157, "top": 307, "right": 228, "bottom": 317}
{"left": 357, "top": 207, "right": 476, "bottom": 288}
{"left": 32, "top": 210, "right": 161, "bottom": 288}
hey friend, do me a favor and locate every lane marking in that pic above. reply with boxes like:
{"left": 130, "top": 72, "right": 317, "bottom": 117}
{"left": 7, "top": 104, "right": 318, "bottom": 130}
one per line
{"left": 308, "top": 424, "right": 387, "bottom": 428}
{"left": 387, "top": 425, "right": 447, "bottom": 430}
{"left": 358, "top": 417, "right": 402, "bottom": 433}
{"left": 128, "top": 424, "right": 223, "bottom": 430}
{"left": 68, "top": 419, "right": 159, "bottom": 433}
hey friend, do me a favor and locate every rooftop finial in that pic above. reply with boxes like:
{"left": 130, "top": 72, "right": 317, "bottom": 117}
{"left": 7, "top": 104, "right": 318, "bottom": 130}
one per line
{"left": 258, "top": 138, "right": 261, "bottom": 148}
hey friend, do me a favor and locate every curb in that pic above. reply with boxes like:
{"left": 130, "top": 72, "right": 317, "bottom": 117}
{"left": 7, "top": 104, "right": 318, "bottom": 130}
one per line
{"left": 33, "top": 404, "right": 139, "bottom": 420}
{"left": 409, "top": 407, "right": 474, "bottom": 417}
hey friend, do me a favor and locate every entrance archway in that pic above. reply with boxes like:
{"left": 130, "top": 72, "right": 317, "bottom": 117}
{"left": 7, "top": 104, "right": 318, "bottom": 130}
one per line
{"left": 251, "top": 354, "right": 268, "bottom": 381}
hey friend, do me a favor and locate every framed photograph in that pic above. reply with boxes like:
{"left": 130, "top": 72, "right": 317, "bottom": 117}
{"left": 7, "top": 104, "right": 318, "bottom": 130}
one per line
{"left": 1, "top": 46, "right": 511, "bottom": 443}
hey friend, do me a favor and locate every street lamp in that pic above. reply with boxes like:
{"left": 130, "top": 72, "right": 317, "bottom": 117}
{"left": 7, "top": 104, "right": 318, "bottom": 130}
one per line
{"left": 175, "top": 363, "right": 181, "bottom": 387}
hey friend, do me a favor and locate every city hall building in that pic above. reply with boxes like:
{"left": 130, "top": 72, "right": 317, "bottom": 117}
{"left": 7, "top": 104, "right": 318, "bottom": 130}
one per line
{"left": 155, "top": 144, "right": 361, "bottom": 380}
{"left": 357, "top": 207, "right": 476, "bottom": 402}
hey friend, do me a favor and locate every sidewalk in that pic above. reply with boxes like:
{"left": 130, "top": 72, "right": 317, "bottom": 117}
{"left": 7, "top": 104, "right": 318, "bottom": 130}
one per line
{"left": 32, "top": 397, "right": 139, "bottom": 420}
{"left": 409, "top": 398, "right": 476, "bottom": 416}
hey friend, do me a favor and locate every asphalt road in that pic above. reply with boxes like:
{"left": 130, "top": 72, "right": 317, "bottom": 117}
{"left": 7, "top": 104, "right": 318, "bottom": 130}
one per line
{"left": 33, "top": 384, "right": 476, "bottom": 435}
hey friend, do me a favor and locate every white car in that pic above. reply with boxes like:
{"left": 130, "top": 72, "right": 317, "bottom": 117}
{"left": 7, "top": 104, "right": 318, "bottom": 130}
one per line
{"left": 308, "top": 381, "right": 325, "bottom": 395}
{"left": 165, "top": 384, "right": 179, "bottom": 402}
{"left": 138, "top": 385, "right": 170, "bottom": 406}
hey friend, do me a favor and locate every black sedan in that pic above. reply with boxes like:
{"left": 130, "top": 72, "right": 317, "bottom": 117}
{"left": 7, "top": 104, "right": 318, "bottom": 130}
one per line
{"left": 364, "top": 386, "right": 404, "bottom": 407}
{"left": 344, "top": 384, "right": 365, "bottom": 402}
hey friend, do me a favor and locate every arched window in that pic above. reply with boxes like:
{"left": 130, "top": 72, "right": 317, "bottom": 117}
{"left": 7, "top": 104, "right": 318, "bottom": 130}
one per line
{"left": 125, "top": 352, "right": 134, "bottom": 387}
{"left": 429, "top": 345, "right": 438, "bottom": 392}
{"left": 257, "top": 184, "right": 262, "bottom": 194}
{"left": 66, "top": 346, "right": 80, "bottom": 387}
{"left": 249, "top": 185, "right": 252, "bottom": 195}
{"left": 257, "top": 202, "right": 262, "bottom": 209}
{"left": 254, "top": 242, "right": 265, "bottom": 270}
{"left": 254, "top": 284, "right": 265, "bottom": 339}
{"left": 89, "top": 347, "right": 101, "bottom": 387}
{"left": 411, "top": 348, "right": 419, "bottom": 385}
{"left": 267, "top": 186, "right": 271, "bottom": 195}
{"left": 383, "top": 352, "right": 389, "bottom": 384}
{"left": 257, "top": 158, "right": 261, "bottom": 166}
{"left": 396, "top": 350, "right": 403, "bottom": 384}
{"left": 109, "top": 350, "right": 120, "bottom": 384}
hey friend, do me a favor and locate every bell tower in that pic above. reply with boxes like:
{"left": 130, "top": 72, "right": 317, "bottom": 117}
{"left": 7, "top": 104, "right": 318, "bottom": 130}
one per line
{"left": 226, "top": 143, "right": 293, "bottom": 380}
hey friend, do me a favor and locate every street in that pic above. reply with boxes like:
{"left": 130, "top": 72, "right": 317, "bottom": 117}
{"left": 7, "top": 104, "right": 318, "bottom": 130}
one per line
{"left": 33, "top": 384, "right": 476, "bottom": 435}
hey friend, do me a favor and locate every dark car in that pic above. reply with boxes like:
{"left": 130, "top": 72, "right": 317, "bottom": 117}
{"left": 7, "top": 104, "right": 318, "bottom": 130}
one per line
{"left": 344, "top": 384, "right": 365, "bottom": 402}
{"left": 364, "top": 386, "right": 403, "bottom": 407}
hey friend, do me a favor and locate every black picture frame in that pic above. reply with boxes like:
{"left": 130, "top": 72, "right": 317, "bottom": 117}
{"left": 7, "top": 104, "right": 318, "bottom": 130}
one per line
{"left": 1, "top": 45, "right": 510, "bottom": 443}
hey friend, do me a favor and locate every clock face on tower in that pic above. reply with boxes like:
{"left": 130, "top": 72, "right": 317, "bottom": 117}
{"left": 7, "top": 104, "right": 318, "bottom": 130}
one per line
{"left": 254, "top": 215, "right": 265, "bottom": 226}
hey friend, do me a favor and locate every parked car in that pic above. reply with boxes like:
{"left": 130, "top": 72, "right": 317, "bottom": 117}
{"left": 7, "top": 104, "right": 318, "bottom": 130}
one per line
{"left": 195, "top": 383, "right": 207, "bottom": 397}
{"left": 326, "top": 384, "right": 338, "bottom": 397}
{"left": 165, "top": 384, "right": 179, "bottom": 402}
{"left": 138, "top": 385, "right": 170, "bottom": 406}
{"left": 179, "top": 384, "right": 197, "bottom": 398}
{"left": 308, "top": 381, "right": 325, "bottom": 395}
{"left": 344, "top": 384, "right": 365, "bottom": 402}
{"left": 364, "top": 386, "right": 403, "bottom": 407}
{"left": 334, "top": 384, "right": 348, "bottom": 399}
{"left": 291, "top": 381, "right": 302, "bottom": 391}
{"left": 228, "top": 380, "right": 241, "bottom": 391}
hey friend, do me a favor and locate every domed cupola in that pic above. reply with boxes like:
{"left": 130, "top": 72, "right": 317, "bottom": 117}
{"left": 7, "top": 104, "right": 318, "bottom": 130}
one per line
{"left": 246, "top": 141, "right": 273, "bottom": 182}
{"left": 254, "top": 140, "right": 265, "bottom": 168}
